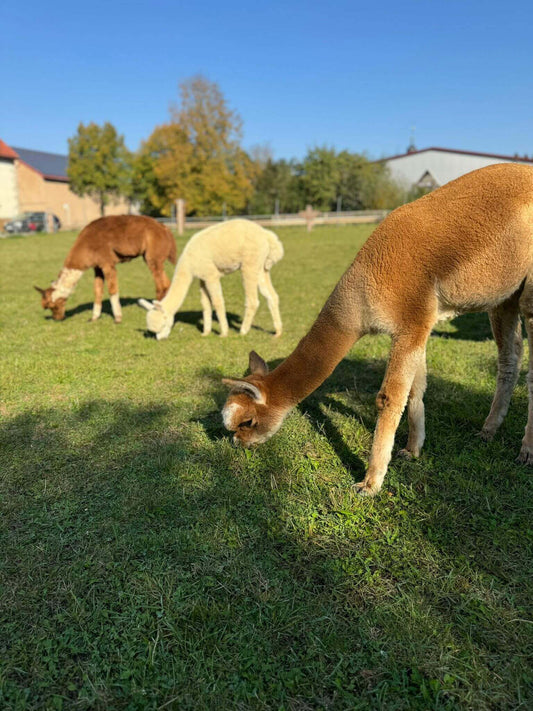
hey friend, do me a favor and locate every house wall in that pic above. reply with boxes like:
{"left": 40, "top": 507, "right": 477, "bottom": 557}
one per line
{"left": 17, "top": 160, "right": 47, "bottom": 212}
{"left": 385, "top": 150, "right": 533, "bottom": 189}
{"left": 42, "top": 179, "right": 132, "bottom": 228}
{"left": 0, "top": 158, "right": 19, "bottom": 219}
{"left": 16, "top": 160, "right": 131, "bottom": 228}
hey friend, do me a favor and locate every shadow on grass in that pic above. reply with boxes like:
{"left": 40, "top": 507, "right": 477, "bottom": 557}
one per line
{"left": 173, "top": 310, "right": 275, "bottom": 335}
{"left": 200, "top": 347, "right": 531, "bottom": 599}
{"left": 431, "top": 312, "right": 493, "bottom": 341}
{"left": 430, "top": 310, "right": 529, "bottom": 342}
{"left": 43, "top": 297, "right": 142, "bottom": 321}
{"left": 49, "top": 301, "right": 275, "bottom": 337}
{"left": 1, "top": 391, "right": 531, "bottom": 709}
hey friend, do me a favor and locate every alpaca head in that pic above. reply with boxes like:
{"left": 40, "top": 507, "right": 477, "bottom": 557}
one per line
{"left": 138, "top": 298, "right": 173, "bottom": 340}
{"left": 34, "top": 286, "right": 67, "bottom": 321}
{"left": 222, "top": 351, "right": 286, "bottom": 447}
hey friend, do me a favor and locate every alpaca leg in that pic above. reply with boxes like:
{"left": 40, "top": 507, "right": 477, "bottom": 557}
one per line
{"left": 159, "top": 269, "right": 171, "bottom": 299}
{"left": 91, "top": 267, "right": 105, "bottom": 321}
{"left": 199, "top": 280, "right": 213, "bottom": 336}
{"left": 398, "top": 355, "right": 427, "bottom": 459}
{"left": 481, "top": 297, "right": 523, "bottom": 440}
{"left": 205, "top": 279, "right": 229, "bottom": 337}
{"left": 103, "top": 265, "right": 122, "bottom": 324}
{"left": 356, "top": 333, "right": 429, "bottom": 496}
{"left": 258, "top": 270, "right": 282, "bottom": 337}
{"left": 517, "top": 283, "right": 533, "bottom": 463}
{"left": 146, "top": 258, "right": 171, "bottom": 300}
{"left": 240, "top": 269, "right": 260, "bottom": 336}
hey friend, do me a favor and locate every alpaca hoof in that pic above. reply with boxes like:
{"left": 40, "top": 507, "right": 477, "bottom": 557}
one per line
{"left": 354, "top": 480, "right": 380, "bottom": 497}
{"left": 273, "top": 330, "right": 282, "bottom": 338}
{"left": 201, "top": 331, "right": 211, "bottom": 337}
{"left": 114, "top": 318, "right": 122, "bottom": 325}
{"left": 220, "top": 331, "right": 228, "bottom": 338}
{"left": 397, "top": 448, "right": 414, "bottom": 460}
{"left": 477, "top": 428, "right": 494, "bottom": 442}
{"left": 517, "top": 445, "right": 533, "bottom": 465}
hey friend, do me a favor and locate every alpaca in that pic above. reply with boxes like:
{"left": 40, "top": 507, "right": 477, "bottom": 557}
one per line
{"left": 138, "top": 219, "right": 283, "bottom": 340}
{"left": 35, "top": 215, "right": 176, "bottom": 323}
{"left": 222, "top": 163, "right": 533, "bottom": 496}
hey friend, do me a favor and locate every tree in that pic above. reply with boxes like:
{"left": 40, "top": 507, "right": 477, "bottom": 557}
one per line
{"left": 335, "top": 150, "right": 369, "bottom": 210}
{"left": 301, "top": 146, "right": 340, "bottom": 210}
{"left": 248, "top": 159, "right": 304, "bottom": 214}
{"left": 300, "top": 146, "right": 406, "bottom": 212}
{"left": 357, "top": 162, "right": 406, "bottom": 209}
{"left": 134, "top": 122, "right": 192, "bottom": 216}
{"left": 68, "top": 122, "right": 131, "bottom": 216}
{"left": 137, "top": 76, "right": 255, "bottom": 216}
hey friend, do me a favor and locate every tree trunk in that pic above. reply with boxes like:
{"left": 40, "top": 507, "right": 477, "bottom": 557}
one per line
{"left": 100, "top": 193, "right": 105, "bottom": 216}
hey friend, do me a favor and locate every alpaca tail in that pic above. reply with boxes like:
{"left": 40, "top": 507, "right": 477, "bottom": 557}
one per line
{"left": 264, "top": 230, "right": 284, "bottom": 270}
{"left": 166, "top": 227, "right": 178, "bottom": 264}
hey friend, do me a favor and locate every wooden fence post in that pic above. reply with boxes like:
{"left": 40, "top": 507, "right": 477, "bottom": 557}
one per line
{"left": 176, "top": 199, "right": 186, "bottom": 235}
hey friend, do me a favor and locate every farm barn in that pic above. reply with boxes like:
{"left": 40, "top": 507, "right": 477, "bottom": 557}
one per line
{"left": 381, "top": 145, "right": 533, "bottom": 191}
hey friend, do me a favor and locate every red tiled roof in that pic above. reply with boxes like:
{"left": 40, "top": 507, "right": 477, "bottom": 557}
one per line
{"left": 378, "top": 146, "right": 533, "bottom": 164}
{"left": 0, "top": 139, "right": 19, "bottom": 160}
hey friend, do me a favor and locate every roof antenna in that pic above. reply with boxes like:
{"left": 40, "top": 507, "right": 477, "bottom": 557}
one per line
{"left": 407, "top": 126, "right": 416, "bottom": 153}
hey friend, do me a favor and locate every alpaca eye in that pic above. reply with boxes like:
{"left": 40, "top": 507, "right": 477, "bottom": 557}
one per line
{"left": 239, "top": 419, "right": 253, "bottom": 428}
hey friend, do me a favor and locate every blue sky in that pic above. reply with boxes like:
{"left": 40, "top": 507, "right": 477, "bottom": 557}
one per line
{"left": 2, "top": 0, "right": 532, "bottom": 160}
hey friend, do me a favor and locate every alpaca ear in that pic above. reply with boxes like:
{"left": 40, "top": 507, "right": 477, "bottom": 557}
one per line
{"left": 138, "top": 298, "right": 155, "bottom": 311}
{"left": 34, "top": 286, "right": 45, "bottom": 295}
{"left": 222, "top": 378, "right": 265, "bottom": 403}
{"left": 249, "top": 350, "right": 269, "bottom": 376}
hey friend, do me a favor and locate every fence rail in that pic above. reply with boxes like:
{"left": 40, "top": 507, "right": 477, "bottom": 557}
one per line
{"left": 156, "top": 209, "right": 388, "bottom": 231}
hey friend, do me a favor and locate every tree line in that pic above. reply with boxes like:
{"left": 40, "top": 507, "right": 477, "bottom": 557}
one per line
{"left": 68, "top": 76, "right": 415, "bottom": 217}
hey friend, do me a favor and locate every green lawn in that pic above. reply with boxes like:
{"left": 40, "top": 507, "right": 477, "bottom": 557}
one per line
{"left": 1, "top": 225, "right": 531, "bottom": 710}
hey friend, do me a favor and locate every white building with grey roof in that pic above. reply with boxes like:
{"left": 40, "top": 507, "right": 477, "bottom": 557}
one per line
{"left": 381, "top": 147, "right": 533, "bottom": 191}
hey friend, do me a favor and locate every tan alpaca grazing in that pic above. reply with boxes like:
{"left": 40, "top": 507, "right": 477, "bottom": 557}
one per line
{"left": 138, "top": 219, "right": 283, "bottom": 340}
{"left": 35, "top": 215, "right": 176, "bottom": 323}
{"left": 222, "top": 163, "right": 533, "bottom": 496}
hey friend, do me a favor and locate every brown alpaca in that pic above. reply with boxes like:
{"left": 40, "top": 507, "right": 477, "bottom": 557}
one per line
{"left": 222, "top": 163, "right": 533, "bottom": 496}
{"left": 35, "top": 215, "right": 177, "bottom": 323}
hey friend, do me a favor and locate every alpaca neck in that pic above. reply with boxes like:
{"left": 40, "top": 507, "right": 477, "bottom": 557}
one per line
{"left": 268, "top": 318, "right": 361, "bottom": 408}
{"left": 267, "top": 269, "right": 366, "bottom": 408}
{"left": 160, "top": 258, "right": 193, "bottom": 315}
{"left": 51, "top": 267, "right": 84, "bottom": 301}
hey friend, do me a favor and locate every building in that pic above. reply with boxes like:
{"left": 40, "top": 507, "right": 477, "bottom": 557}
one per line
{"left": 0, "top": 140, "right": 19, "bottom": 220}
{"left": 381, "top": 146, "right": 533, "bottom": 191}
{"left": 0, "top": 138, "right": 131, "bottom": 229}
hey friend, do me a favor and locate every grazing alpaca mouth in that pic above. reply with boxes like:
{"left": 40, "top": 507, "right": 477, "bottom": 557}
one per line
{"left": 232, "top": 432, "right": 274, "bottom": 448}
{"left": 232, "top": 436, "right": 259, "bottom": 448}
{"left": 155, "top": 325, "right": 172, "bottom": 340}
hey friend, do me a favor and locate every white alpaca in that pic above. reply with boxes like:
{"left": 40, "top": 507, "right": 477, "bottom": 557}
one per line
{"left": 138, "top": 219, "right": 284, "bottom": 340}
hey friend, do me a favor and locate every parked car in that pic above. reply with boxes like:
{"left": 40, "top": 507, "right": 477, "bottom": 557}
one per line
{"left": 4, "top": 212, "right": 61, "bottom": 234}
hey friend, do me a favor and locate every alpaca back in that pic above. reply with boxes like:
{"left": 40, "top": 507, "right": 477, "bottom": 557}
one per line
{"left": 181, "top": 220, "right": 283, "bottom": 275}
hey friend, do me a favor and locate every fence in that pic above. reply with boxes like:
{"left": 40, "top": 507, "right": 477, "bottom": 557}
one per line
{"left": 157, "top": 209, "right": 389, "bottom": 232}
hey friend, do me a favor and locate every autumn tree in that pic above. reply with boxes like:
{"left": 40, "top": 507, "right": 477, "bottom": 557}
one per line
{"left": 139, "top": 76, "right": 255, "bottom": 216}
{"left": 134, "top": 123, "right": 191, "bottom": 215}
{"left": 68, "top": 122, "right": 131, "bottom": 216}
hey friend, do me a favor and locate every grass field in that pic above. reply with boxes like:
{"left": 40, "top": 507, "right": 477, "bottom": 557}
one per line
{"left": 1, "top": 224, "right": 532, "bottom": 710}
